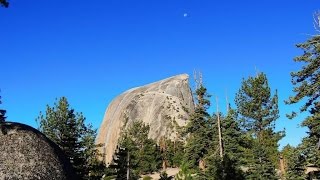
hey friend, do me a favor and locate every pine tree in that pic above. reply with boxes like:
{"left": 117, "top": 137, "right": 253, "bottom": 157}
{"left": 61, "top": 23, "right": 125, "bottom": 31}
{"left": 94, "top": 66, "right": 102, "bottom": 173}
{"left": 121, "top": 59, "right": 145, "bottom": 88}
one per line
{"left": 282, "top": 144, "right": 306, "bottom": 179}
{"left": 139, "top": 138, "right": 161, "bottom": 174}
{"left": 37, "top": 97, "right": 104, "bottom": 179}
{"left": 0, "top": 90, "right": 6, "bottom": 122}
{"left": 160, "top": 137, "right": 184, "bottom": 168}
{"left": 175, "top": 163, "right": 194, "bottom": 180}
{"left": 184, "top": 85, "right": 213, "bottom": 171}
{"left": 285, "top": 21, "right": 320, "bottom": 174}
{"left": 203, "top": 155, "right": 244, "bottom": 180}
{"left": 235, "top": 72, "right": 282, "bottom": 179}
{"left": 203, "top": 109, "right": 245, "bottom": 179}
{"left": 221, "top": 108, "right": 244, "bottom": 163}
{"left": 171, "top": 141, "right": 184, "bottom": 167}
{"left": 286, "top": 34, "right": 320, "bottom": 118}
{"left": 110, "top": 145, "right": 136, "bottom": 180}
{"left": 110, "top": 120, "right": 161, "bottom": 179}
{"left": 82, "top": 123, "right": 106, "bottom": 179}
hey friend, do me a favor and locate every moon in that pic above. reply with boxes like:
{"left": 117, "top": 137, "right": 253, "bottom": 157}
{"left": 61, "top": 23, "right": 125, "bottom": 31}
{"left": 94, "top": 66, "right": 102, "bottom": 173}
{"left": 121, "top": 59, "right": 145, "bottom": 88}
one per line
{"left": 183, "top": 13, "right": 188, "bottom": 17}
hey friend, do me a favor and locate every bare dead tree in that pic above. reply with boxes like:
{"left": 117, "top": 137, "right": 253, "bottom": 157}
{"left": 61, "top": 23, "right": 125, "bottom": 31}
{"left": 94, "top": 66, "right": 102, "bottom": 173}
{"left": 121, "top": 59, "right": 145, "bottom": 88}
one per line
{"left": 215, "top": 96, "right": 223, "bottom": 158}
{"left": 225, "top": 89, "right": 230, "bottom": 113}
{"left": 193, "top": 70, "right": 203, "bottom": 90}
{"left": 313, "top": 10, "right": 320, "bottom": 33}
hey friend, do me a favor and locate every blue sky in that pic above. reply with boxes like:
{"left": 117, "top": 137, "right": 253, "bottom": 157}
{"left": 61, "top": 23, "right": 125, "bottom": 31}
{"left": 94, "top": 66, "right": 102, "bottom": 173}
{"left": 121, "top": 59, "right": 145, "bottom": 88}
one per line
{"left": 0, "top": 0, "right": 318, "bottom": 149}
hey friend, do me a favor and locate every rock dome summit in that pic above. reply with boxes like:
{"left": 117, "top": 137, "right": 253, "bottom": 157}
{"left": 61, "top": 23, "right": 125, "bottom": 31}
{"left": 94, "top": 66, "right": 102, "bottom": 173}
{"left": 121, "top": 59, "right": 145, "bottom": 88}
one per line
{"left": 96, "top": 74, "right": 195, "bottom": 164}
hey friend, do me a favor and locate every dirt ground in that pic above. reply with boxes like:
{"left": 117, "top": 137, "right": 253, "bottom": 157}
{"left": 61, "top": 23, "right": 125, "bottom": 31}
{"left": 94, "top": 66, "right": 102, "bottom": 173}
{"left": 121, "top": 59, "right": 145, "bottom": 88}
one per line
{"left": 140, "top": 168, "right": 180, "bottom": 179}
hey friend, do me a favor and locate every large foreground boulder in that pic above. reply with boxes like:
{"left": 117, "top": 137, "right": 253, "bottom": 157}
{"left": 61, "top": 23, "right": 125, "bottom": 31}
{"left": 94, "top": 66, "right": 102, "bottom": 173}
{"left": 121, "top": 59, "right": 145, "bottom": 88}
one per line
{"left": 0, "top": 122, "right": 76, "bottom": 179}
{"left": 96, "top": 74, "right": 195, "bottom": 164}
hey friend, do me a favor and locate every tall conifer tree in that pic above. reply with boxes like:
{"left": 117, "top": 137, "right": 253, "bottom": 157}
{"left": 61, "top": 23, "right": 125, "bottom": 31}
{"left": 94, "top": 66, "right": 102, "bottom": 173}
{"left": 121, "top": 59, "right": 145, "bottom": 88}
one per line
{"left": 203, "top": 109, "right": 245, "bottom": 179}
{"left": 286, "top": 27, "right": 320, "bottom": 169}
{"left": 235, "top": 72, "right": 281, "bottom": 179}
{"left": 37, "top": 97, "right": 104, "bottom": 179}
{"left": 110, "top": 121, "right": 161, "bottom": 179}
{"left": 184, "top": 85, "right": 213, "bottom": 171}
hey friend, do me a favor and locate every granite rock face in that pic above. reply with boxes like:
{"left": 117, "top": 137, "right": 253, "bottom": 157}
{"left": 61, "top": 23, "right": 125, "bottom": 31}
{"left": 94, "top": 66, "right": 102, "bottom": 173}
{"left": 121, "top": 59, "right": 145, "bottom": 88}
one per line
{"left": 96, "top": 74, "right": 194, "bottom": 164}
{"left": 0, "top": 122, "right": 76, "bottom": 180}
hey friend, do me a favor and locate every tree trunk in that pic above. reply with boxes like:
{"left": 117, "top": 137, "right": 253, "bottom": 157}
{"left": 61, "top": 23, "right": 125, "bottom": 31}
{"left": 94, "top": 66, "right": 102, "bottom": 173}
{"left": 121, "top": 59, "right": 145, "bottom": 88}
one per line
{"left": 216, "top": 96, "right": 223, "bottom": 158}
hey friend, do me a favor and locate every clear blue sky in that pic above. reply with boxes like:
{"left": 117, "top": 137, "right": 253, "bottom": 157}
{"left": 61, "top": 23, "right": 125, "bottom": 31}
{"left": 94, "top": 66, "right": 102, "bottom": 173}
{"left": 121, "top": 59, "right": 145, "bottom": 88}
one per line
{"left": 0, "top": 0, "right": 318, "bottom": 149}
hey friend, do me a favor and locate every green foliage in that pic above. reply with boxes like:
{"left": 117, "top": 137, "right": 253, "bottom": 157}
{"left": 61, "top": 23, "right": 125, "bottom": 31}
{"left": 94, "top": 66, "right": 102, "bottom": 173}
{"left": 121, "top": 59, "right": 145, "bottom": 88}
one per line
{"left": 102, "top": 166, "right": 117, "bottom": 180}
{"left": 203, "top": 155, "right": 244, "bottom": 180}
{"left": 175, "top": 163, "right": 194, "bottom": 180}
{"left": 285, "top": 27, "right": 320, "bottom": 179}
{"left": 282, "top": 145, "right": 306, "bottom": 179}
{"left": 0, "top": 0, "right": 9, "bottom": 8}
{"left": 110, "top": 121, "right": 161, "bottom": 179}
{"left": 244, "top": 140, "right": 278, "bottom": 180}
{"left": 202, "top": 109, "right": 245, "bottom": 180}
{"left": 220, "top": 109, "right": 245, "bottom": 164}
{"left": 170, "top": 141, "right": 184, "bottom": 167}
{"left": 0, "top": 90, "right": 6, "bottom": 122}
{"left": 236, "top": 73, "right": 279, "bottom": 136}
{"left": 186, "top": 86, "right": 211, "bottom": 135}
{"left": 109, "top": 146, "right": 136, "bottom": 180}
{"left": 283, "top": 134, "right": 320, "bottom": 180}
{"left": 235, "top": 73, "right": 282, "bottom": 179}
{"left": 142, "top": 176, "right": 153, "bottom": 180}
{"left": 294, "top": 103, "right": 320, "bottom": 170}
{"left": 184, "top": 85, "right": 213, "bottom": 170}
{"left": 286, "top": 35, "right": 320, "bottom": 116}
{"left": 36, "top": 97, "right": 104, "bottom": 180}
{"left": 139, "top": 138, "right": 161, "bottom": 174}
{"left": 160, "top": 137, "right": 184, "bottom": 168}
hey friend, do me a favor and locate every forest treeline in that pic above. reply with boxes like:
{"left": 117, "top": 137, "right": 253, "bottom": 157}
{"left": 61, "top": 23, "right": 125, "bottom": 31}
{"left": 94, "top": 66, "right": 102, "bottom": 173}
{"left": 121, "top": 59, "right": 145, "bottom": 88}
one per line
{"left": 0, "top": 13, "right": 319, "bottom": 180}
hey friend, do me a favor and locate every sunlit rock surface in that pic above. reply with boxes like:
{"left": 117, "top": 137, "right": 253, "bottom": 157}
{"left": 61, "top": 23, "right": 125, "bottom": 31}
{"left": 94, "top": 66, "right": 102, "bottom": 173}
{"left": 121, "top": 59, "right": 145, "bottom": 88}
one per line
{"left": 96, "top": 74, "right": 194, "bottom": 164}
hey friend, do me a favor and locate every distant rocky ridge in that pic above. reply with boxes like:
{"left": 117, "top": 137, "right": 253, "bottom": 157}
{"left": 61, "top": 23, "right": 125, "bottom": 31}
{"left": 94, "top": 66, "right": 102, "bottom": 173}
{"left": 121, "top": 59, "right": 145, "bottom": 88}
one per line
{"left": 96, "top": 74, "right": 195, "bottom": 164}
{"left": 0, "top": 122, "right": 76, "bottom": 179}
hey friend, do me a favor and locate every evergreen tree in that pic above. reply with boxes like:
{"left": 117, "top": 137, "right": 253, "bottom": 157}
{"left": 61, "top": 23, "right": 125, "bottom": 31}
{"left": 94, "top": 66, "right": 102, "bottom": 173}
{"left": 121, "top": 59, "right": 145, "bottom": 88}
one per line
{"left": 160, "top": 137, "right": 184, "bottom": 168}
{"left": 282, "top": 144, "right": 306, "bottom": 179}
{"left": 82, "top": 123, "right": 106, "bottom": 179}
{"left": 285, "top": 16, "right": 320, "bottom": 176}
{"left": 221, "top": 108, "right": 244, "bottom": 163}
{"left": 110, "top": 120, "right": 161, "bottom": 179}
{"left": 0, "top": 90, "right": 6, "bottom": 122}
{"left": 139, "top": 138, "right": 161, "bottom": 174}
{"left": 110, "top": 145, "right": 136, "bottom": 180}
{"left": 175, "top": 163, "right": 194, "bottom": 180}
{"left": 203, "top": 109, "right": 245, "bottom": 179}
{"left": 202, "top": 155, "right": 244, "bottom": 180}
{"left": 245, "top": 140, "right": 277, "bottom": 180}
{"left": 286, "top": 34, "right": 320, "bottom": 118}
{"left": 184, "top": 85, "right": 213, "bottom": 171}
{"left": 235, "top": 72, "right": 282, "bottom": 179}
{"left": 37, "top": 97, "right": 104, "bottom": 180}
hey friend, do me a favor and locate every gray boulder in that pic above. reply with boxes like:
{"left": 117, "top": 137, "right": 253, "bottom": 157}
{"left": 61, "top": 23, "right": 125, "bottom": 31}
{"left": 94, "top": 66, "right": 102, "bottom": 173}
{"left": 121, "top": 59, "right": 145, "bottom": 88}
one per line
{"left": 96, "top": 74, "right": 194, "bottom": 164}
{"left": 0, "top": 122, "right": 76, "bottom": 180}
